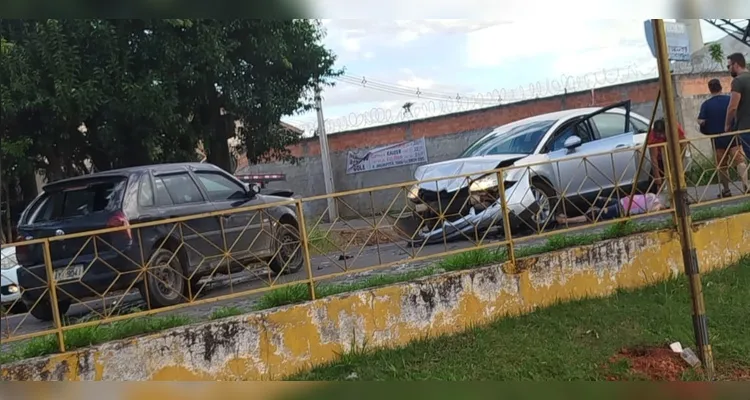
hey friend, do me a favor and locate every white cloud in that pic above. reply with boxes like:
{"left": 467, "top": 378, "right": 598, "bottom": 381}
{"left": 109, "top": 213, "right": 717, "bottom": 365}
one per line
{"left": 396, "top": 77, "right": 436, "bottom": 89}
{"left": 340, "top": 37, "right": 361, "bottom": 52}
{"left": 466, "top": 20, "right": 651, "bottom": 69}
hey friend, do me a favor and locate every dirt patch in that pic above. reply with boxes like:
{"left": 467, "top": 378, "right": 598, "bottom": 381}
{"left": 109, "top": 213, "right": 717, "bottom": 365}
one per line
{"left": 725, "top": 366, "right": 750, "bottom": 381}
{"left": 606, "top": 346, "right": 691, "bottom": 381}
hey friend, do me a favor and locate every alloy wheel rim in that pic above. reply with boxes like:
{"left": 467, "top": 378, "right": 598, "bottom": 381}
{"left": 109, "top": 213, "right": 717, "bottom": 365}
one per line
{"left": 531, "top": 187, "right": 551, "bottom": 226}
{"left": 153, "top": 256, "right": 181, "bottom": 300}
{"left": 279, "top": 231, "right": 301, "bottom": 270}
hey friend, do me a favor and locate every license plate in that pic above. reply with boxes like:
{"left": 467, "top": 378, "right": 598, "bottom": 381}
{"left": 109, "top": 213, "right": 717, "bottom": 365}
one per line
{"left": 53, "top": 264, "right": 85, "bottom": 282}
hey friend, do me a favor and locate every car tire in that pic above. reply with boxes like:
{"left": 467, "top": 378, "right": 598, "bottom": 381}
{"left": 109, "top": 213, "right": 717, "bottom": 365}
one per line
{"left": 29, "top": 299, "right": 71, "bottom": 322}
{"left": 186, "top": 275, "right": 204, "bottom": 300}
{"left": 9, "top": 301, "right": 27, "bottom": 314}
{"left": 530, "top": 180, "right": 559, "bottom": 230}
{"left": 269, "top": 223, "right": 304, "bottom": 275}
{"left": 138, "top": 248, "right": 186, "bottom": 309}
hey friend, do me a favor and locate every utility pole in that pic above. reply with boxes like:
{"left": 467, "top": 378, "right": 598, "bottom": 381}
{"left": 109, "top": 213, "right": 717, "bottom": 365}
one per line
{"left": 652, "top": 19, "right": 714, "bottom": 380}
{"left": 315, "top": 87, "right": 338, "bottom": 222}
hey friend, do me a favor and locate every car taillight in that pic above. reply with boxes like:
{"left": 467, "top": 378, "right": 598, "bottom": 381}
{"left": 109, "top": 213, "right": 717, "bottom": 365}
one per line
{"left": 107, "top": 211, "right": 132, "bottom": 240}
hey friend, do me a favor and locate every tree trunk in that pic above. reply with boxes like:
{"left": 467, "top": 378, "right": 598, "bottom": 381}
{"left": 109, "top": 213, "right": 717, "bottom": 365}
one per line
{"left": 206, "top": 115, "right": 233, "bottom": 173}
{"left": 45, "top": 153, "right": 66, "bottom": 182}
{"left": 19, "top": 171, "right": 39, "bottom": 205}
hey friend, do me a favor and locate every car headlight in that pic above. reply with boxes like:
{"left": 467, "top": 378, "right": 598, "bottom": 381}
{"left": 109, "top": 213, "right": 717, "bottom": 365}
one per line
{"left": 1, "top": 255, "right": 17, "bottom": 270}
{"left": 469, "top": 174, "right": 499, "bottom": 192}
{"left": 406, "top": 184, "right": 420, "bottom": 200}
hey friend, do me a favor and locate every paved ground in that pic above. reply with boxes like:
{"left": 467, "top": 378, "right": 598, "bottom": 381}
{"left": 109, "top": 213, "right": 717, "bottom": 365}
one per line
{"left": 1, "top": 183, "right": 747, "bottom": 346}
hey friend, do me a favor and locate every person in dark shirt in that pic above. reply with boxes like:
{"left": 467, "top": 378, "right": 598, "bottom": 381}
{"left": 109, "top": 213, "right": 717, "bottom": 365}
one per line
{"left": 698, "top": 78, "right": 740, "bottom": 198}
{"left": 725, "top": 52, "right": 750, "bottom": 193}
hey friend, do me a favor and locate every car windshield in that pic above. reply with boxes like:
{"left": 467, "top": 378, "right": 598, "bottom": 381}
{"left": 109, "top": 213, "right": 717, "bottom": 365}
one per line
{"left": 459, "top": 119, "right": 556, "bottom": 158}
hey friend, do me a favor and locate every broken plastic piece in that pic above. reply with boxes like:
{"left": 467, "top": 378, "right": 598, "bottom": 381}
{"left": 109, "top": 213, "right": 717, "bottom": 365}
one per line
{"left": 669, "top": 341, "right": 683, "bottom": 353}
{"left": 680, "top": 348, "right": 701, "bottom": 368}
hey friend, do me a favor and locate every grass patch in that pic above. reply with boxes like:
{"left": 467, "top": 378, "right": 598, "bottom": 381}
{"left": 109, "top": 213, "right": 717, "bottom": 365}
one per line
{"left": 685, "top": 159, "right": 741, "bottom": 187}
{"left": 436, "top": 219, "right": 674, "bottom": 272}
{"left": 693, "top": 201, "right": 750, "bottom": 222}
{"left": 209, "top": 306, "right": 244, "bottom": 320}
{"left": 0, "top": 315, "right": 192, "bottom": 365}
{"left": 288, "top": 257, "right": 750, "bottom": 381}
{"left": 254, "top": 284, "right": 312, "bottom": 311}
{"left": 317, "top": 267, "right": 439, "bottom": 298}
{"left": 252, "top": 267, "right": 441, "bottom": 311}
{"left": 307, "top": 226, "right": 339, "bottom": 255}
{"left": 439, "top": 248, "right": 507, "bottom": 272}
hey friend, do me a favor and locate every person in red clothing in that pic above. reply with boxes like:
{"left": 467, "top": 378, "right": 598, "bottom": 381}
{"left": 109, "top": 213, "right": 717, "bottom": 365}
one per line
{"left": 647, "top": 118, "right": 686, "bottom": 189}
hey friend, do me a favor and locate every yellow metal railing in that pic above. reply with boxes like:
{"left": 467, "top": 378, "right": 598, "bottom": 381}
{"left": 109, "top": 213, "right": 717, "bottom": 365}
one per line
{"left": 2, "top": 129, "right": 750, "bottom": 356}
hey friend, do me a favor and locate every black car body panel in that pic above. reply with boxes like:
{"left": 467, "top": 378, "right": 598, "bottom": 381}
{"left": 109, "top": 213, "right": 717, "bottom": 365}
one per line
{"left": 15, "top": 163, "right": 300, "bottom": 306}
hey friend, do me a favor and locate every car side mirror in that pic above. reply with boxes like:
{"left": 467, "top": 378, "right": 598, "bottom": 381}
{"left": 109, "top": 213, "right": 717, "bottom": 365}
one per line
{"left": 246, "top": 183, "right": 261, "bottom": 197}
{"left": 563, "top": 136, "right": 582, "bottom": 151}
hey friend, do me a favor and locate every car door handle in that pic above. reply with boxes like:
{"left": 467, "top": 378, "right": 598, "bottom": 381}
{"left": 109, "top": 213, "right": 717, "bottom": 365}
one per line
{"left": 615, "top": 144, "right": 628, "bottom": 148}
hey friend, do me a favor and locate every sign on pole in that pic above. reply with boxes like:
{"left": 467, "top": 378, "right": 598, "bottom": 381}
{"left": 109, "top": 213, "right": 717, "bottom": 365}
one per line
{"left": 346, "top": 138, "right": 428, "bottom": 174}
{"left": 644, "top": 20, "right": 691, "bottom": 62}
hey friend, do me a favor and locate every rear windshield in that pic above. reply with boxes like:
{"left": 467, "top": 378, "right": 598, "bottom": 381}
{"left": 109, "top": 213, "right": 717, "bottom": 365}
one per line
{"left": 26, "top": 178, "right": 127, "bottom": 224}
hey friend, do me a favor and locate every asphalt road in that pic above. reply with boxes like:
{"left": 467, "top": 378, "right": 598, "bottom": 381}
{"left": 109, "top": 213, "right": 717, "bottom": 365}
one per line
{"left": 1, "top": 183, "right": 747, "bottom": 344}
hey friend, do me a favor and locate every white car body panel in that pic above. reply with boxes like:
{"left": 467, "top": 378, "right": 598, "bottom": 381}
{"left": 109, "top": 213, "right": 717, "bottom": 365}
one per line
{"left": 404, "top": 104, "right": 684, "bottom": 242}
{"left": 1, "top": 247, "right": 22, "bottom": 305}
{"left": 414, "top": 154, "right": 528, "bottom": 193}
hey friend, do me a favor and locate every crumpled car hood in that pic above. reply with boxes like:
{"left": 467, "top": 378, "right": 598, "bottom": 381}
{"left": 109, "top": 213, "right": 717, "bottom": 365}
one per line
{"left": 414, "top": 154, "right": 528, "bottom": 193}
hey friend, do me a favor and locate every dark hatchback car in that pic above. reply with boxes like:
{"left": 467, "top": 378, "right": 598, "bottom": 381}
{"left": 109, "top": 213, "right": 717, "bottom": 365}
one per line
{"left": 15, "top": 163, "right": 303, "bottom": 321}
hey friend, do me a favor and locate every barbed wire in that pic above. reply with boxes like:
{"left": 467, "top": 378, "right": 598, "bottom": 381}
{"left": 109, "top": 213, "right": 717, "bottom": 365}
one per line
{"left": 288, "top": 54, "right": 726, "bottom": 135}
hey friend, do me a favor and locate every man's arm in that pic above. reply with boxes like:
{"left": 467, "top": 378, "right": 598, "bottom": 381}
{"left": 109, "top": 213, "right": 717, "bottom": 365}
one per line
{"left": 726, "top": 79, "right": 743, "bottom": 131}
{"left": 698, "top": 101, "right": 707, "bottom": 127}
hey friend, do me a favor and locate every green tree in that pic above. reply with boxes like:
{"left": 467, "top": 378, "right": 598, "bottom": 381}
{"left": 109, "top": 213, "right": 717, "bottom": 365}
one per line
{"left": 161, "top": 19, "right": 341, "bottom": 171}
{"left": 708, "top": 42, "right": 724, "bottom": 64}
{"left": 1, "top": 18, "right": 340, "bottom": 183}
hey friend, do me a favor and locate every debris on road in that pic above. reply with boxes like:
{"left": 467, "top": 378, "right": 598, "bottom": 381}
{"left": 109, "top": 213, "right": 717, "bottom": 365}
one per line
{"left": 670, "top": 341, "right": 701, "bottom": 368}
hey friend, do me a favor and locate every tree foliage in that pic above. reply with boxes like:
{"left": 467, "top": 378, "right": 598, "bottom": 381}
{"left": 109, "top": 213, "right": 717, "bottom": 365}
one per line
{"left": 708, "top": 42, "right": 724, "bottom": 64}
{"left": 1, "top": 19, "right": 340, "bottom": 186}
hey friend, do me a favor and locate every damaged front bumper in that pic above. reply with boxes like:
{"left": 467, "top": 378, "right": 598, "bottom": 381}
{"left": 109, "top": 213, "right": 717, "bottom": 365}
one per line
{"left": 395, "top": 176, "right": 538, "bottom": 245}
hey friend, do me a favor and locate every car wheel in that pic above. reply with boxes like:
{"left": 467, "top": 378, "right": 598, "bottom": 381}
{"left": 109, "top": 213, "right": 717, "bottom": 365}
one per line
{"left": 8, "top": 301, "right": 27, "bottom": 314}
{"left": 270, "top": 223, "right": 304, "bottom": 275}
{"left": 29, "top": 299, "right": 71, "bottom": 322}
{"left": 530, "top": 180, "right": 558, "bottom": 230}
{"left": 139, "top": 248, "right": 186, "bottom": 309}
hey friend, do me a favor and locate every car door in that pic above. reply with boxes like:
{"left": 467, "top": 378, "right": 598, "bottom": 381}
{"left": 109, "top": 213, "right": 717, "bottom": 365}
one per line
{"left": 590, "top": 111, "right": 641, "bottom": 190}
{"left": 541, "top": 119, "right": 602, "bottom": 201}
{"left": 542, "top": 102, "right": 636, "bottom": 200}
{"left": 192, "top": 170, "right": 272, "bottom": 263}
{"left": 153, "top": 172, "right": 222, "bottom": 272}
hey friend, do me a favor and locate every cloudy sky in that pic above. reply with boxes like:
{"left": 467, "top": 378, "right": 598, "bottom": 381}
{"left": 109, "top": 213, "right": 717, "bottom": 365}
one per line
{"left": 281, "top": 19, "right": 729, "bottom": 134}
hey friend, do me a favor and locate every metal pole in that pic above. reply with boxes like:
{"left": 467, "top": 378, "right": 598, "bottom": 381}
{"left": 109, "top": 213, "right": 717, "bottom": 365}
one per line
{"left": 652, "top": 19, "right": 714, "bottom": 379}
{"left": 315, "top": 87, "right": 339, "bottom": 222}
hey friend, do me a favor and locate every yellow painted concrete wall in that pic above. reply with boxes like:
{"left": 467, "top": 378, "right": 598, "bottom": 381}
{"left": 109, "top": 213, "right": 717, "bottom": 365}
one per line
{"left": 2, "top": 213, "right": 749, "bottom": 381}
